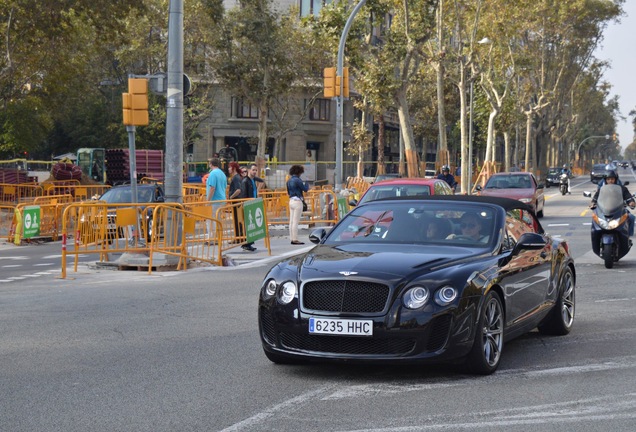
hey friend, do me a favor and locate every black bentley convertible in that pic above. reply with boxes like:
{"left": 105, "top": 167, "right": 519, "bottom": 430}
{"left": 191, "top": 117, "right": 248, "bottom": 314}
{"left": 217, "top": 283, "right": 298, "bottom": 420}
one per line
{"left": 258, "top": 196, "right": 575, "bottom": 374}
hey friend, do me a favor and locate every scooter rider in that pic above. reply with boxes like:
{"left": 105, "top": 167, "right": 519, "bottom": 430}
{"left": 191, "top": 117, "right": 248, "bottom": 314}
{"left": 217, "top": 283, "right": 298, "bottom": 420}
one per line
{"left": 560, "top": 164, "right": 571, "bottom": 194}
{"left": 437, "top": 165, "right": 458, "bottom": 192}
{"left": 590, "top": 170, "right": 636, "bottom": 236}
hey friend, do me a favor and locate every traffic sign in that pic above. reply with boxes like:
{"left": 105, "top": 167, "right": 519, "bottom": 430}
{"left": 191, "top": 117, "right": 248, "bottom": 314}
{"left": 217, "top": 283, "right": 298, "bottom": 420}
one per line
{"left": 243, "top": 198, "right": 267, "bottom": 243}
{"left": 22, "top": 206, "right": 41, "bottom": 238}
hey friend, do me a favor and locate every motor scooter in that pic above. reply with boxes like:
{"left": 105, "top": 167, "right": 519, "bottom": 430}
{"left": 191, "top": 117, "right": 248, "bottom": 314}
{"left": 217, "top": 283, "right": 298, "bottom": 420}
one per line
{"left": 584, "top": 184, "right": 634, "bottom": 269}
{"left": 559, "top": 173, "right": 569, "bottom": 196}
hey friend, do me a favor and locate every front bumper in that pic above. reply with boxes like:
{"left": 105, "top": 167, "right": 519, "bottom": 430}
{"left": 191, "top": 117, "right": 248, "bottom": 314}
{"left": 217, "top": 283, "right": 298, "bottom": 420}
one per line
{"left": 258, "top": 299, "right": 478, "bottom": 364}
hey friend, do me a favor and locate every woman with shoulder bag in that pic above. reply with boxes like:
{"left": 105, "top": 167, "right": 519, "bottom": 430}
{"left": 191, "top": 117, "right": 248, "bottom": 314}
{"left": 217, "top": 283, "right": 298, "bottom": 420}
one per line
{"left": 287, "top": 165, "right": 309, "bottom": 245}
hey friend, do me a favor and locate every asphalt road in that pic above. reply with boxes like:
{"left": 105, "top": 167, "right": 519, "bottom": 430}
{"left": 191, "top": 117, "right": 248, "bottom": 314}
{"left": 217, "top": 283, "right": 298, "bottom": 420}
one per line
{"left": 1, "top": 174, "right": 636, "bottom": 431}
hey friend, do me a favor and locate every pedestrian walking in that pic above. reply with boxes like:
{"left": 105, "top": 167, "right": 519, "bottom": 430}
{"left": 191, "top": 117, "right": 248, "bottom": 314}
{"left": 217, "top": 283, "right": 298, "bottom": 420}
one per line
{"left": 287, "top": 165, "right": 309, "bottom": 245}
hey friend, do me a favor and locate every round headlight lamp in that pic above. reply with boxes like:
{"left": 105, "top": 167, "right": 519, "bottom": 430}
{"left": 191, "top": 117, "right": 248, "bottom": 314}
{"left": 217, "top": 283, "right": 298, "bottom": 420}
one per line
{"left": 403, "top": 286, "right": 429, "bottom": 309}
{"left": 278, "top": 281, "right": 297, "bottom": 304}
{"left": 264, "top": 279, "right": 277, "bottom": 298}
{"left": 435, "top": 286, "right": 458, "bottom": 306}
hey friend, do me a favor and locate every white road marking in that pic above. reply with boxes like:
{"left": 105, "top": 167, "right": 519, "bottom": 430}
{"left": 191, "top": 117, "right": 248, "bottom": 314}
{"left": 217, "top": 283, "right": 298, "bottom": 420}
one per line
{"left": 6, "top": 276, "right": 26, "bottom": 280}
{"left": 0, "top": 256, "right": 28, "bottom": 260}
{"left": 218, "top": 385, "right": 337, "bottom": 432}
{"left": 220, "top": 357, "right": 636, "bottom": 431}
{"left": 33, "top": 263, "right": 55, "bottom": 266}
{"left": 2, "top": 265, "right": 22, "bottom": 268}
{"left": 546, "top": 223, "right": 570, "bottom": 227}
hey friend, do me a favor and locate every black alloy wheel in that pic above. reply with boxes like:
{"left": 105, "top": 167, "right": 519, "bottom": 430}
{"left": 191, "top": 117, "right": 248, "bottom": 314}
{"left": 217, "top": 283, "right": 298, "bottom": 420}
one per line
{"left": 465, "top": 291, "right": 504, "bottom": 375}
{"left": 538, "top": 267, "right": 575, "bottom": 335}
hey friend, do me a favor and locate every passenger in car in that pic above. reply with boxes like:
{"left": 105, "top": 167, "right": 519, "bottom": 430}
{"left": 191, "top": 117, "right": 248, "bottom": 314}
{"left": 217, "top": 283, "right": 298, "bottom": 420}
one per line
{"left": 425, "top": 218, "right": 452, "bottom": 240}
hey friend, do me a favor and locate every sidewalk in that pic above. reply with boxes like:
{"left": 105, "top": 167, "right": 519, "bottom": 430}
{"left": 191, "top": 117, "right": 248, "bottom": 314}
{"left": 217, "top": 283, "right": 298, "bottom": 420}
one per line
{"left": 222, "top": 226, "right": 315, "bottom": 268}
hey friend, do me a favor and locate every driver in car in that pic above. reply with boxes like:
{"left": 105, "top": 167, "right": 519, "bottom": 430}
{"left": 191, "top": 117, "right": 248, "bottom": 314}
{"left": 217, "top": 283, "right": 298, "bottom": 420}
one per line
{"left": 447, "top": 213, "right": 487, "bottom": 242}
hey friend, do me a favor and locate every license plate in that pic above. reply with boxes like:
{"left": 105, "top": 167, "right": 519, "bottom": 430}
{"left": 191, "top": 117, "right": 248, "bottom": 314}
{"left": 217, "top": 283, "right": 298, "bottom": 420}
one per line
{"left": 309, "top": 317, "right": 373, "bottom": 336}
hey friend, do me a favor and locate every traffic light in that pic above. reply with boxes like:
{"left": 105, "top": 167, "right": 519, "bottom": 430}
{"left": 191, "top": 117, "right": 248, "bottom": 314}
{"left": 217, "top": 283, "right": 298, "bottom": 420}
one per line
{"left": 342, "top": 67, "right": 350, "bottom": 98}
{"left": 122, "top": 78, "right": 149, "bottom": 126}
{"left": 323, "top": 67, "right": 336, "bottom": 98}
{"left": 612, "top": 132, "right": 617, "bottom": 142}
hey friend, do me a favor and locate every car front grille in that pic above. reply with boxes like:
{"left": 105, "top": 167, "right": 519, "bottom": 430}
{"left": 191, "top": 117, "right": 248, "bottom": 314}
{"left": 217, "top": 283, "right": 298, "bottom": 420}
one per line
{"left": 302, "top": 280, "right": 390, "bottom": 313}
{"left": 280, "top": 332, "right": 416, "bottom": 355}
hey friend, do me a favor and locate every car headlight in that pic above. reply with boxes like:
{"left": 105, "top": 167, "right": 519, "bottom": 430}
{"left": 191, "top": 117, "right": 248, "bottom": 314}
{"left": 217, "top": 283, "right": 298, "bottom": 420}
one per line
{"left": 278, "top": 281, "right": 297, "bottom": 304}
{"left": 403, "top": 286, "right": 429, "bottom": 309}
{"left": 434, "top": 286, "right": 458, "bottom": 306}
{"left": 518, "top": 198, "right": 532, "bottom": 203}
{"left": 263, "top": 279, "right": 277, "bottom": 299}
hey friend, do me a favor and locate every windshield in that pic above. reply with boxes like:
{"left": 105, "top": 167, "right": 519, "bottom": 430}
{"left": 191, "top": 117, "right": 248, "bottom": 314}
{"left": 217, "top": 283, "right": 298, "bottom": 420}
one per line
{"left": 597, "top": 184, "right": 625, "bottom": 214}
{"left": 485, "top": 175, "right": 533, "bottom": 189}
{"left": 359, "top": 184, "right": 432, "bottom": 205}
{"left": 326, "top": 201, "right": 498, "bottom": 248}
{"left": 100, "top": 187, "right": 156, "bottom": 204}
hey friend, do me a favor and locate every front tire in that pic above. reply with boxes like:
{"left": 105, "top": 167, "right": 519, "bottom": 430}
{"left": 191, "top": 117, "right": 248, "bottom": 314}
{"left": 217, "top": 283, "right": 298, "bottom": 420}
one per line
{"left": 603, "top": 243, "right": 614, "bottom": 269}
{"left": 538, "top": 267, "right": 575, "bottom": 335}
{"left": 465, "top": 291, "right": 504, "bottom": 375}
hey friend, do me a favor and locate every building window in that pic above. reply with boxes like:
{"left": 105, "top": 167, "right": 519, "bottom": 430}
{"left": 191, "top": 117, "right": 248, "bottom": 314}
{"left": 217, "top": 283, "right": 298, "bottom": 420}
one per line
{"left": 233, "top": 97, "right": 259, "bottom": 119}
{"left": 300, "top": 0, "right": 333, "bottom": 17}
{"left": 308, "top": 99, "right": 331, "bottom": 121}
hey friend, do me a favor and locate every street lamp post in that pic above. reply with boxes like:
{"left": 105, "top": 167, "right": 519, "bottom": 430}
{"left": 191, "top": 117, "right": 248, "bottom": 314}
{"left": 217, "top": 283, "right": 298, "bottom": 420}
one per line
{"left": 576, "top": 135, "right": 609, "bottom": 169}
{"left": 335, "top": 0, "right": 367, "bottom": 191}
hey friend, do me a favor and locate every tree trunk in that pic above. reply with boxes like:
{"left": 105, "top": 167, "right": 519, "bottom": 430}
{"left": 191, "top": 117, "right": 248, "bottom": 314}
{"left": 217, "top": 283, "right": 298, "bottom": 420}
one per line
{"left": 377, "top": 115, "right": 386, "bottom": 175}
{"left": 484, "top": 108, "right": 498, "bottom": 163}
{"left": 524, "top": 111, "right": 532, "bottom": 173}
{"left": 459, "top": 67, "right": 469, "bottom": 194}
{"left": 257, "top": 103, "right": 269, "bottom": 163}
{"left": 396, "top": 90, "right": 419, "bottom": 177}
{"left": 436, "top": 1, "right": 448, "bottom": 167}
{"left": 503, "top": 131, "right": 510, "bottom": 172}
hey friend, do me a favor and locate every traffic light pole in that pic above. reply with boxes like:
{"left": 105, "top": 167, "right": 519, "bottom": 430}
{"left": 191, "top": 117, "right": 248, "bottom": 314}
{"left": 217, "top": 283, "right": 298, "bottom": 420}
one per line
{"left": 165, "top": 0, "right": 184, "bottom": 204}
{"left": 335, "top": 0, "right": 366, "bottom": 191}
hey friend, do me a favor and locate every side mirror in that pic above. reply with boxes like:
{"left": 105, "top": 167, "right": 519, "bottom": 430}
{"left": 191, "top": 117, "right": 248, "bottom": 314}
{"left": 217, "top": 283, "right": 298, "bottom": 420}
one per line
{"left": 624, "top": 181, "right": 630, "bottom": 186}
{"left": 537, "top": 183, "right": 545, "bottom": 189}
{"left": 348, "top": 199, "right": 358, "bottom": 207}
{"left": 583, "top": 191, "right": 592, "bottom": 198}
{"left": 512, "top": 232, "right": 547, "bottom": 255}
{"left": 309, "top": 228, "right": 328, "bottom": 244}
{"left": 475, "top": 185, "right": 483, "bottom": 191}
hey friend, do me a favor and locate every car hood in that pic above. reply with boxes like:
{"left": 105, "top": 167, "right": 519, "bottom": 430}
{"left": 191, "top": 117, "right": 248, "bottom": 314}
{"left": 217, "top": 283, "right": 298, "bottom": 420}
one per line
{"left": 295, "top": 243, "right": 483, "bottom": 281}
{"left": 479, "top": 189, "right": 535, "bottom": 200}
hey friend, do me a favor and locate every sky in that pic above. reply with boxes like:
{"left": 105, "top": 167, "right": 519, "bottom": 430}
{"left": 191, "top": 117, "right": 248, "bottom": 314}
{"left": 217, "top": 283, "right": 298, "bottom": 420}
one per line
{"left": 593, "top": 1, "right": 636, "bottom": 151}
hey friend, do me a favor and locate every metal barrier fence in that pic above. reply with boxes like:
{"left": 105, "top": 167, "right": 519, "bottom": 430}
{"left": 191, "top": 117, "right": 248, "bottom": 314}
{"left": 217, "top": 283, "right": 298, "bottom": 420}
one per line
{"left": 61, "top": 202, "right": 183, "bottom": 277}
{"left": 9, "top": 202, "right": 67, "bottom": 243}
{"left": 147, "top": 205, "right": 225, "bottom": 271}
{"left": 43, "top": 183, "right": 110, "bottom": 200}
{"left": 0, "top": 205, "right": 13, "bottom": 238}
{"left": 60, "top": 200, "right": 268, "bottom": 277}
{"left": 0, "top": 183, "right": 43, "bottom": 204}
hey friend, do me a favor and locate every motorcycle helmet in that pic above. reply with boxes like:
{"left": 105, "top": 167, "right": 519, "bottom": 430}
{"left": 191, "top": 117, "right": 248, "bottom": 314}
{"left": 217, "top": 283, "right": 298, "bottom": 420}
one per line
{"left": 442, "top": 165, "right": 450, "bottom": 172}
{"left": 606, "top": 170, "right": 618, "bottom": 180}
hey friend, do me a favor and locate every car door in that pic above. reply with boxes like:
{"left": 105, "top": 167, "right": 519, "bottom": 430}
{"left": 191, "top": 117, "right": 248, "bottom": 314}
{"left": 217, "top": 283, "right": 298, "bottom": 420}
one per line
{"left": 499, "top": 209, "right": 552, "bottom": 327}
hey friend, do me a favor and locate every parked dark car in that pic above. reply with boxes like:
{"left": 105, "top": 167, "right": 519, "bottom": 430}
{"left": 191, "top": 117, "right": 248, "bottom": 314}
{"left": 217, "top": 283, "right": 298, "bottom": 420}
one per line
{"left": 590, "top": 163, "right": 615, "bottom": 184}
{"left": 98, "top": 183, "right": 165, "bottom": 240}
{"left": 475, "top": 172, "right": 545, "bottom": 217}
{"left": 258, "top": 196, "right": 575, "bottom": 374}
